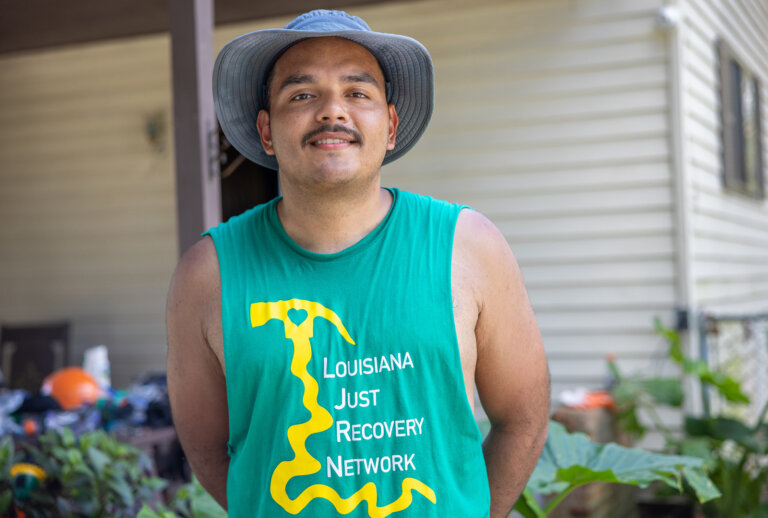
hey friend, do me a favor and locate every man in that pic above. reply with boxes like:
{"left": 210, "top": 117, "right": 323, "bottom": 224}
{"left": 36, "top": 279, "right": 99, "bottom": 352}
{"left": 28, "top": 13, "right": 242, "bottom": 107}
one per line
{"left": 167, "top": 9, "right": 549, "bottom": 518}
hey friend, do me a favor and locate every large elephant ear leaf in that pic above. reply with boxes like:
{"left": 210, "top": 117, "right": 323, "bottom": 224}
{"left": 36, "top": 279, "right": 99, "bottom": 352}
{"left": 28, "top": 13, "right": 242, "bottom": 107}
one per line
{"left": 512, "top": 489, "right": 546, "bottom": 518}
{"left": 527, "top": 421, "right": 721, "bottom": 504}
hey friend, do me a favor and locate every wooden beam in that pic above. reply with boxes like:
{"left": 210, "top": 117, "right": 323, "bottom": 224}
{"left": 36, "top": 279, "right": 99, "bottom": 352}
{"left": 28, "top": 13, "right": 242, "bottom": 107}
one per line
{"left": 0, "top": 0, "right": 168, "bottom": 54}
{"left": 0, "top": 0, "right": 413, "bottom": 54}
{"left": 169, "top": 0, "right": 222, "bottom": 256}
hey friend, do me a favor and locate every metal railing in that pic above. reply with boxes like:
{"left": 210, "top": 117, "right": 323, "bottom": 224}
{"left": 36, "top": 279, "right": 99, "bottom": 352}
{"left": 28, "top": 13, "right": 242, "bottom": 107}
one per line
{"left": 698, "top": 312, "right": 768, "bottom": 424}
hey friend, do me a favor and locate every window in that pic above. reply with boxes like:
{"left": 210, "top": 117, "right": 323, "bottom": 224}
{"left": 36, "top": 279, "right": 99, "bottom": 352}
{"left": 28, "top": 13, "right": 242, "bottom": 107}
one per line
{"left": 717, "top": 39, "right": 764, "bottom": 199}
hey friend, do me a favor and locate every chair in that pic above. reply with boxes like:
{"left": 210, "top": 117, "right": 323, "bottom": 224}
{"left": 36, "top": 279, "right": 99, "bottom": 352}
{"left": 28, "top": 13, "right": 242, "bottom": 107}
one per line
{"left": 1, "top": 321, "right": 70, "bottom": 392}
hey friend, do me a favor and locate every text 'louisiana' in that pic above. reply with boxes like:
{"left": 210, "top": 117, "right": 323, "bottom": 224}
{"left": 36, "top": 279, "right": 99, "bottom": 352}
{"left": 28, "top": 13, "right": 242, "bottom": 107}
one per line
{"left": 323, "top": 351, "right": 413, "bottom": 378}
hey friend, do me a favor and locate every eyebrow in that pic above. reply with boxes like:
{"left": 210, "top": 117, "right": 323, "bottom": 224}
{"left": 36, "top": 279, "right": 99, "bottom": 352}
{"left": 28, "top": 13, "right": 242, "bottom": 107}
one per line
{"left": 277, "top": 74, "right": 315, "bottom": 93}
{"left": 276, "top": 71, "right": 381, "bottom": 94}
{"left": 342, "top": 72, "right": 380, "bottom": 87}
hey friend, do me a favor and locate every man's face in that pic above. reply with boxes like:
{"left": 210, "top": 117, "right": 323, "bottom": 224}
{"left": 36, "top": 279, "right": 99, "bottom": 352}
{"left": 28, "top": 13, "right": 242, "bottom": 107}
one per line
{"left": 256, "top": 37, "right": 398, "bottom": 190}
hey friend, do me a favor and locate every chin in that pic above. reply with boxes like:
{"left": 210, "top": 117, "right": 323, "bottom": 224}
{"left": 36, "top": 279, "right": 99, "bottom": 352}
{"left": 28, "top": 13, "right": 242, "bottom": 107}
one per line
{"left": 280, "top": 155, "right": 384, "bottom": 190}
{"left": 312, "top": 160, "right": 368, "bottom": 183}
{"left": 310, "top": 173, "right": 359, "bottom": 190}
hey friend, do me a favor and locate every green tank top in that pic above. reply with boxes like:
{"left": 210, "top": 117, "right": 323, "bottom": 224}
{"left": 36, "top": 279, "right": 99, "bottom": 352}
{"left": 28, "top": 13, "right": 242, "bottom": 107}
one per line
{"left": 204, "top": 188, "right": 490, "bottom": 517}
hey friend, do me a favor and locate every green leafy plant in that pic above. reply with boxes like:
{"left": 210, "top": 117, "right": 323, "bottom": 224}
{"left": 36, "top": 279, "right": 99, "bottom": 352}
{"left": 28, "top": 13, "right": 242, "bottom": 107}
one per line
{"left": 682, "top": 409, "right": 768, "bottom": 518}
{"left": 0, "top": 428, "right": 167, "bottom": 517}
{"left": 512, "top": 421, "right": 720, "bottom": 517}
{"left": 0, "top": 435, "right": 22, "bottom": 516}
{"left": 609, "top": 318, "right": 768, "bottom": 518}
{"left": 138, "top": 476, "right": 227, "bottom": 518}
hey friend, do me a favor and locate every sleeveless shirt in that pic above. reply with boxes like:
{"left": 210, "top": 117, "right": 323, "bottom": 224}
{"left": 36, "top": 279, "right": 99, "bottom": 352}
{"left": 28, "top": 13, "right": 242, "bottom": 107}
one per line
{"left": 204, "top": 188, "right": 490, "bottom": 517}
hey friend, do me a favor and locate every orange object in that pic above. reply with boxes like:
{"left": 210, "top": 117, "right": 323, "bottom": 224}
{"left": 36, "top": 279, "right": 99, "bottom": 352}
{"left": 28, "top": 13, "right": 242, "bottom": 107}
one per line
{"left": 22, "top": 418, "right": 37, "bottom": 436}
{"left": 41, "top": 367, "right": 102, "bottom": 410}
{"left": 568, "top": 390, "right": 616, "bottom": 410}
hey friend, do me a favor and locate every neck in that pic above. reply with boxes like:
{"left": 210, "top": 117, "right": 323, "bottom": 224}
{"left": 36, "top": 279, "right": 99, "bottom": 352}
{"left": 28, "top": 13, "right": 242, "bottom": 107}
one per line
{"left": 277, "top": 181, "right": 393, "bottom": 254}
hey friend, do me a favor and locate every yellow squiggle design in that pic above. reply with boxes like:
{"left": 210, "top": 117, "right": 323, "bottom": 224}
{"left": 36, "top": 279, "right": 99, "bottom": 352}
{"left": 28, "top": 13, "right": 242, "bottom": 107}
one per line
{"left": 250, "top": 299, "right": 436, "bottom": 517}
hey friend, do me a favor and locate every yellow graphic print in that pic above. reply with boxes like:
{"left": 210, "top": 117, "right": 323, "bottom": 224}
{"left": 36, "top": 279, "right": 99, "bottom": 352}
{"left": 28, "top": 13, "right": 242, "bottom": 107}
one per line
{"left": 250, "top": 299, "right": 436, "bottom": 517}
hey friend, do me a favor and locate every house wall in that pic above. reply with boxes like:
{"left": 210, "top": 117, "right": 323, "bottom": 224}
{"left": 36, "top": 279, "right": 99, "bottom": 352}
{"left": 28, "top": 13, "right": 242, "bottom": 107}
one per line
{"left": 0, "top": 0, "right": 680, "bottom": 396}
{"left": 0, "top": 36, "right": 178, "bottom": 386}
{"left": 679, "top": 0, "right": 768, "bottom": 314}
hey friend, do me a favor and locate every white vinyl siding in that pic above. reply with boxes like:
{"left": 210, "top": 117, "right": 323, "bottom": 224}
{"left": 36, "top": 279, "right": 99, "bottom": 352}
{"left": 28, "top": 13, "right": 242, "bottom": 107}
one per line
{"left": 0, "top": 35, "right": 178, "bottom": 386}
{"left": 680, "top": 0, "right": 768, "bottom": 313}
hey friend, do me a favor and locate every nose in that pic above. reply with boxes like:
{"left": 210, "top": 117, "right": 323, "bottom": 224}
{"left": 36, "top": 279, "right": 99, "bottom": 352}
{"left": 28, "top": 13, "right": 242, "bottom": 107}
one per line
{"left": 315, "top": 93, "right": 348, "bottom": 123}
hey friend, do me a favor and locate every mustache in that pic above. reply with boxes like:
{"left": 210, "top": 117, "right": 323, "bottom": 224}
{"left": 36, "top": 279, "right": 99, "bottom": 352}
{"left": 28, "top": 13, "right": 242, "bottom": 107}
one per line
{"left": 301, "top": 125, "right": 362, "bottom": 147}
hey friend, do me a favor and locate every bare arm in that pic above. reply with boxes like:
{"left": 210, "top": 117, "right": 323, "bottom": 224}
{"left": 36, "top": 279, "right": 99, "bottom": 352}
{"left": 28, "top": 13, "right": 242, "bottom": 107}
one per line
{"left": 166, "top": 237, "right": 229, "bottom": 509}
{"left": 456, "top": 210, "right": 550, "bottom": 517}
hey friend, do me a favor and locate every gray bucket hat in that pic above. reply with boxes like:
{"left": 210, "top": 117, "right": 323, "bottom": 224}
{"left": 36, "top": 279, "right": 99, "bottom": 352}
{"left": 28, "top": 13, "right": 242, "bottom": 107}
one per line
{"left": 212, "top": 9, "right": 434, "bottom": 171}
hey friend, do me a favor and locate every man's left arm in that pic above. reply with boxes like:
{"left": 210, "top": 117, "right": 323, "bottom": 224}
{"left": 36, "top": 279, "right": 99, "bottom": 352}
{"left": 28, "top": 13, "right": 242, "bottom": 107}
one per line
{"left": 456, "top": 210, "right": 550, "bottom": 517}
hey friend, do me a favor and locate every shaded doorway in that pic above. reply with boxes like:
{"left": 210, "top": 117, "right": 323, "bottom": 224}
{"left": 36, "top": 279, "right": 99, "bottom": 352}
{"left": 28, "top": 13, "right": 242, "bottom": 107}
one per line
{"left": 219, "top": 129, "right": 279, "bottom": 221}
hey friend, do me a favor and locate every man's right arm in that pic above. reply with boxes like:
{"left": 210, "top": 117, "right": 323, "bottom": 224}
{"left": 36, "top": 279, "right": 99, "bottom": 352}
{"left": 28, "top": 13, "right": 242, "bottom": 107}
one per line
{"left": 166, "top": 237, "right": 229, "bottom": 509}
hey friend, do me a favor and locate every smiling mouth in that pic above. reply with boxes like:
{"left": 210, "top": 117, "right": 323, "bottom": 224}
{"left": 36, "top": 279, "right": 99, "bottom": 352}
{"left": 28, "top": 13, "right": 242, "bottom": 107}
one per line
{"left": 313, "top": 138, "right": 354, "bottom": 145}
{"left": 302, "top": 125, "right": 363, "bottom": 148}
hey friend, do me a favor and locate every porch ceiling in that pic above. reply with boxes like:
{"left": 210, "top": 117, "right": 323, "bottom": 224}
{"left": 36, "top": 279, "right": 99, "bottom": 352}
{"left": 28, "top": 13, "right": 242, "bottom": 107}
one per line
{"left": 0, "top": 0, "right": 412, "bottom": 54}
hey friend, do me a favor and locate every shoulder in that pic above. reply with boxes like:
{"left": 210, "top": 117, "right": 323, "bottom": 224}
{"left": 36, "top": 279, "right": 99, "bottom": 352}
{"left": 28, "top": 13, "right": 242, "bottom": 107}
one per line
{"left": 169, "top": 237, "right": 219, "bottom": 298}
{"left": 455, "top": 209, "right": 508, "bottom": 253}
{"left": 455, "top": 209, "right": 516, "bottom": 275}
{"left": 453, "top": 209, "right": 524, "bottom": 314}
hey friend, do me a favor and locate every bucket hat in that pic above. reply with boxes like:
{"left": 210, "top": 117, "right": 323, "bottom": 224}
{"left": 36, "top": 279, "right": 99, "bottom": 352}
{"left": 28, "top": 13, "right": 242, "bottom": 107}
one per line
{"left": 212, "top": 9, "right": 434, "bottom": 171}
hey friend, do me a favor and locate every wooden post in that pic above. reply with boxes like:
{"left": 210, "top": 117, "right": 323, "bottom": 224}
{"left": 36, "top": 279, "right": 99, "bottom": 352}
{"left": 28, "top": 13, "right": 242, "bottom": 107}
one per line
{"left": 168, "top": 0, "right": 221, "bottom": 256}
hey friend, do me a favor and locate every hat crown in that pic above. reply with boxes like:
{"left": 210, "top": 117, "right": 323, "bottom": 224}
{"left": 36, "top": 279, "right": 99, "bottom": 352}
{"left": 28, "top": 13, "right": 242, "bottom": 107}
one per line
{"left": 284, "top": 9, "right": 372, "bottom": 32}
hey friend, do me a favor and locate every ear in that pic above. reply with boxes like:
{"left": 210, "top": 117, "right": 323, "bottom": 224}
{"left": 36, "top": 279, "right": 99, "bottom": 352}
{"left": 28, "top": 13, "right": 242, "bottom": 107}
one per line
{"left": 386, "top": 104, "right": 399, "bottom": 151}
{"left": 256, "top": 109, "right": 275, "bottom": 156}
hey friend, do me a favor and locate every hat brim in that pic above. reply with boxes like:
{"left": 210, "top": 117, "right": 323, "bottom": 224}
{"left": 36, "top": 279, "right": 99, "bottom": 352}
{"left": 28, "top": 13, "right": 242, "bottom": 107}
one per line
{"left": 213, "top": 29, "right": 434, "bottom": 171}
